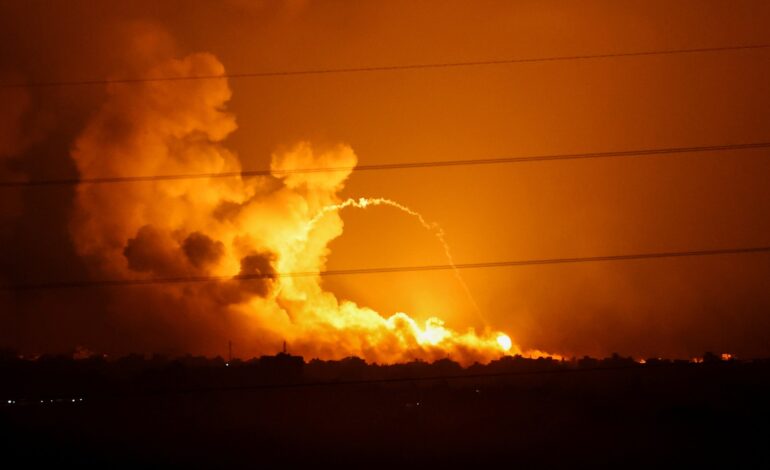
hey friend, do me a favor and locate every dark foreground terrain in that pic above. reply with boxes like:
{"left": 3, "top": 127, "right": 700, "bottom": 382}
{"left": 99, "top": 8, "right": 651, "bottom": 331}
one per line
{"left": 1, "top": 352, "right": 769, "bottom": 467}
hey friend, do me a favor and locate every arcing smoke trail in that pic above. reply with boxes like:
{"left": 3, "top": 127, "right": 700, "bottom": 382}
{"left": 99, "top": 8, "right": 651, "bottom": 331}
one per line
{"left": 305, "top": 197, "right": 487, "bottom": 325}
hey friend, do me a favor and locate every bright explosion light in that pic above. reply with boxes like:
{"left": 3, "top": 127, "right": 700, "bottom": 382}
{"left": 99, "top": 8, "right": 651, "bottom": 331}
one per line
{"left": 497, "top": 334, "right": 513, "bottom": 352}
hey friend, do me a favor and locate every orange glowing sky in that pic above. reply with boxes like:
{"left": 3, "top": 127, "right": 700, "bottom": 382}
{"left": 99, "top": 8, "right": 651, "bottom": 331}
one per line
{"left": 1, "top": 0, "right": 769, "bottom": 361}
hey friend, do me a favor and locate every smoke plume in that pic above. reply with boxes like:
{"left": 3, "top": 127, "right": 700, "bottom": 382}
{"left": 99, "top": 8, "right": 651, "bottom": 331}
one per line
{"left": 69, "top": 52, "right": 514, "bottom": 363}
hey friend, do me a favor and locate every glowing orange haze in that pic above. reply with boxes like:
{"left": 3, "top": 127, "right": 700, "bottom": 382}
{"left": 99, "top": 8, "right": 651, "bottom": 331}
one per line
{"left": 3, "top": 1, "right": 770, "bottom": 362}
{"left": 69, "top": 52, "right": 521, "bottom": 365}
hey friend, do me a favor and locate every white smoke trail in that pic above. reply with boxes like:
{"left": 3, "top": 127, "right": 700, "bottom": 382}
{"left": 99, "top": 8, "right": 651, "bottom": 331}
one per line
{"left": 304, "top": 197, "right": 487, "bottom": 325}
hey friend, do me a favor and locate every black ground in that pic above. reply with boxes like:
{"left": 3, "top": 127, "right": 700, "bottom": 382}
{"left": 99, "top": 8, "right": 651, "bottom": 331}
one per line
{"left": 1, "top": 353, "right": 768, "bottom": 467}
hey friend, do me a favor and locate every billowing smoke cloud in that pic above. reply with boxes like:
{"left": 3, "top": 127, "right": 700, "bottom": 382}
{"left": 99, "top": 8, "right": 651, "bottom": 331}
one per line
{"left": 182, "top": 232, "right": 225, "bottom": 269}
{"left": 69, "top": 51, "right": 513, "bottom": 364}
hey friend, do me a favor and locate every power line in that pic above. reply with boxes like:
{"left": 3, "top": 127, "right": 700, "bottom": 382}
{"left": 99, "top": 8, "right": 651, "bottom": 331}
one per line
{"left": 3, "top": 245, "right": 769, "bottom": 292}
{"left": 2, "top": 141, "right": 769, "bottom": 189}
{"left": 3, "top": 43, "right": 768, "bottom": 89}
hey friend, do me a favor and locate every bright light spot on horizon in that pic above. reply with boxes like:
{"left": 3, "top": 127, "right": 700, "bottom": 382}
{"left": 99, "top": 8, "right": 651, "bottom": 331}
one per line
{"left": 497, "top": 334, "right": 512, "bottom": 352}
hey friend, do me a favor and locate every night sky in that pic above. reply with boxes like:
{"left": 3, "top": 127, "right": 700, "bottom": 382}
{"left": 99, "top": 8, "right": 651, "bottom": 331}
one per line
{"left": 1, "top": 0, "right": 769, "bottom": 361}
